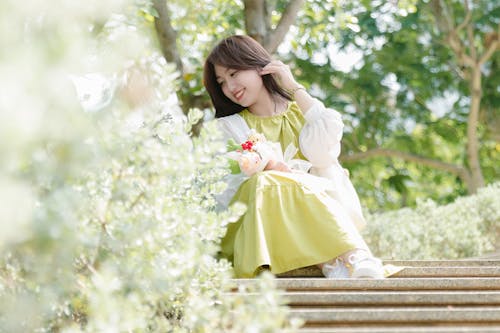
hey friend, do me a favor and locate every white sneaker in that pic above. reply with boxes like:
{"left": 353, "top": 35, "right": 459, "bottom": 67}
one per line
{"left": 322, "top": 258, "right": 350, "bottom": 278}
{"left": 347, "top": 253, "right": 384, "bottom": 279}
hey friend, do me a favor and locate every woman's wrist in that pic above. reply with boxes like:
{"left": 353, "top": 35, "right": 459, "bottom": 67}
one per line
{"left": 289, "top": 84, "right": 306, "bottom": 99}
{"left": 289, "top": 83, "right": 315, "bottom": 114}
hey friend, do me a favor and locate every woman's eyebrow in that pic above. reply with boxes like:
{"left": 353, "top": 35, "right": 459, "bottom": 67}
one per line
{"left": 215, "top": 67, "right": 231, "bottom": 81}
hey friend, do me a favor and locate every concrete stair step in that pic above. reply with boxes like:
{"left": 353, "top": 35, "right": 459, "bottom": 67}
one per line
{"left": 235, "top": 277, "right": 500, "bottom": 291}
{"left": 298, "top": 325, "right": 500, "bottom": 332}
{"left": 290, "top": 306, "right": 500, "bottom": 324}
{"left": 278, "top": 263, "right": 500, "bottom": 278}
{"left": 228, "top": 290, "right": 500, "bottom": 306}
{"left": 395, "top": 266, "right": 500, "bottom": 277}
{"left": 234, "top": 260, "right": 500, "bottom": 331}
{"left": 386, "top": 260, "right": 500, "bottom": 267}
{"left": 283, "top": 290, "right": 500, "bottom": 306}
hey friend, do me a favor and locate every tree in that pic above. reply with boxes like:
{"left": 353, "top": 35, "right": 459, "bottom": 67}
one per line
{"left": 428, "top": 0, "right": 498, "bottom": 192}
{"left": 329, "top": 0, "right": 499, "bottom": 195}
{"left": 288, "top": 0, "right": 499, "bottom": 205}
{"left": 149, "top": 0, "right": 499, "bottom": 209}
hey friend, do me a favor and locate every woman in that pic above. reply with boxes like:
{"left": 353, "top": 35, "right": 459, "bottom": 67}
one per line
{"left": 204, "top": 35, "right": 384, "bottom": 279}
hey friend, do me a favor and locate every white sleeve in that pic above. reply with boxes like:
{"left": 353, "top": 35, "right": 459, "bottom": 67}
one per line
{"left": 299, "top": 99, "right": 344, "bottom": 169}
{"left": 217, "top": 115, "right": 249, "bottom": 144}
{"left": 299, "top": 100, "right": 367, "bottom": 230}
{"left": 214, "top": 116, "right": 249, "bottom": 210}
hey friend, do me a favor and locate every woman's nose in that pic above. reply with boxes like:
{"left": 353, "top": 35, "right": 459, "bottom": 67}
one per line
{"left": 226, "top": 78, "right": 237, "bottom": 92}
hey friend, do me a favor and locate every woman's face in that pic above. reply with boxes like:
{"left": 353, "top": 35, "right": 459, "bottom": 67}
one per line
{"left": 214, "top": 64, "right": 265, "bottom": 108}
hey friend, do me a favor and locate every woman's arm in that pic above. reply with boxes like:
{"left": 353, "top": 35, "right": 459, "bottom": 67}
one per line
{"left": 299, "top": 101, "right": 344, "bottom": 169}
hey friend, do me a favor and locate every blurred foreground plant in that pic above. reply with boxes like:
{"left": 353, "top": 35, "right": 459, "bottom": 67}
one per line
{"left": 0, "top": 1, "right": 300, "bottom": 332}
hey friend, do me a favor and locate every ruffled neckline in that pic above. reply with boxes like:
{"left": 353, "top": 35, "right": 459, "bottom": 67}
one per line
{"left": 240, "top": 101, "right": 292, "bottom": 120}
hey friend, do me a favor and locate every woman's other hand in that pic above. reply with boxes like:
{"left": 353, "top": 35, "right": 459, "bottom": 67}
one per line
{"left": 265, "top": 159, "right": 291, "bottom": 172}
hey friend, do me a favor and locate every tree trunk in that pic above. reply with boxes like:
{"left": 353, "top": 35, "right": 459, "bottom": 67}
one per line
{"left": 152, "top": 0, "right": 210, "bottom": 135}
{"left": 427, "top": 0, "right": 498, "bottom": 194}
{"left": 244, "top": 0, "right": 305, "bottom": 53}
{"left": 244, "top": 0, "right": 269, "bottom": 45}
{"left": 152, "top": 0, "right": 183, "bottom": 75}
{"left": 467, "top": 65, "right": 485, "bottom": 192}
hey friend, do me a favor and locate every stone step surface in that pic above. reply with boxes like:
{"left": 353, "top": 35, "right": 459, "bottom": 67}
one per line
{"left": 386, "top": 260, "right": 500, "bottom": 267}
{"left": 278, "top": 260, "right": 500, "bottom": 278}
{"left": 236, "top": 277, "right": 500, "bottom": 291}
{"left": 298, "top": 325, "right": 500, "bottom": 333}
{"left": 290, "top": 306, "right": 500, "bottom": 324}
{"left": 235, "top": 259, "right": 500, "bottom": 331}
{"left": 284, "top": 291, "right": 500, "bottom": 306}
{"left": 229, "top": 290, "right": 500, "bottom": 306}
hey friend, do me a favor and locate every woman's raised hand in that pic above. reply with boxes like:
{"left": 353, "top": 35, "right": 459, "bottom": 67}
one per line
{"left": 260, "top": 60, "right": 300, "bottom": 91}
{"left": 261, "top": 60, "right": 315, "bottom": 114}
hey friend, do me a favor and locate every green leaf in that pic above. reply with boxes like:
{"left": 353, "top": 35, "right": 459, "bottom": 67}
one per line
{"left": 228, "top": 159, "right": 241, "bottom": 174}
{"left": 226, "top": 138, "right": 241, "bottom": 151}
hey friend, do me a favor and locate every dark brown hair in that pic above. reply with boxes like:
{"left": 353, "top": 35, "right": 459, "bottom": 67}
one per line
{"left": 203, "top": 35, "right": 292, "bottom": 118}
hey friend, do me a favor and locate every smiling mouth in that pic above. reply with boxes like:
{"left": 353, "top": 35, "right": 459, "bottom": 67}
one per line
{"left": 234, "top": 89, "right": 244, "bottom": 101}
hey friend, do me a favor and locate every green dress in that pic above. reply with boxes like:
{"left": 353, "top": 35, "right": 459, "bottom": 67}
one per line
{"left": 220, "top": 102, "right": 368, "bottom": 278}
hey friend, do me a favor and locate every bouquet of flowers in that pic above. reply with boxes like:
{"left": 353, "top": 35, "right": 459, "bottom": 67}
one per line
{"left": 226, "top": 130, "right": 311, "bottom": 176}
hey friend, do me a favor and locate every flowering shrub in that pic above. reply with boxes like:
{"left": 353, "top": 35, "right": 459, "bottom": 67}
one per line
{"left": 0, "top": 1, "right": 300, "bottom": 332}
{"left": 363, "top": 182, "right": 499, "bottom": 259}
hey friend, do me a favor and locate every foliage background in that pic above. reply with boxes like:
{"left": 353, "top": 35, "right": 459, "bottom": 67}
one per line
{"left": 157, "top": 0, "right": 499, "bottom": 210}
{"left": 0, "top": 0, "right": 498, "bottom": 331}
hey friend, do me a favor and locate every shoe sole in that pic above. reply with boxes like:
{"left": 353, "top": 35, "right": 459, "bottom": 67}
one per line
{"left": 352, "top": 267, "right": 384, "bottom": 279}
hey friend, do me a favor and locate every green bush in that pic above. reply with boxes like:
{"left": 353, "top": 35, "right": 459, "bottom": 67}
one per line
{"left": 363, "top": 182, "right": 499, "bottom": 259}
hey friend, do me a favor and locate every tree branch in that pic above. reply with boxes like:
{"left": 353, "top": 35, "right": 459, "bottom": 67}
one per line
{"left": 152, "top": 0, "right": 183, "bottom": 74}
{"left": 479, "top": 33, "right": 500, "bottom": 65}
{"left": 437, "top": 0, "right": 454, "bottom": 32}
{"left": 264, "top": 0, "right": 305, "bottom": 53}
{"left": 456, "top": 3, "right": 471, "bottom": 32}
{"left": 340, "top": 148, "right": 472, "bottom": 186}
{"left": 447, "top": 31, "right": 476, "bottom": 67}
{"left": 414, "top": 93, "right": 439, "bottom": 115}
{"left": 463, "top": 0, "right": 477, "bottom": 60}
{"left": 430, "top": 0, "right": 475, "bottom": 68}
